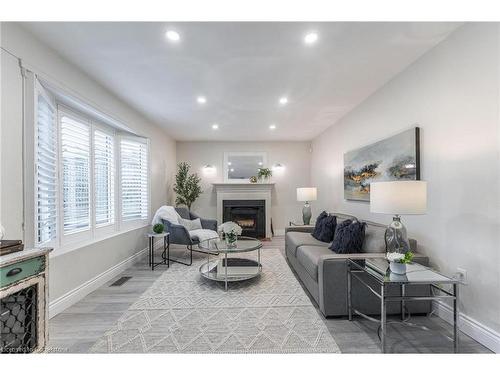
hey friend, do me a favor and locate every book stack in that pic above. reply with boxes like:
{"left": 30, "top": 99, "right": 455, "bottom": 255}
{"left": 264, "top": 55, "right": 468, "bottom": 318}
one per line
{"left": 216, "top": 258, "right": 259, "bottom": 277}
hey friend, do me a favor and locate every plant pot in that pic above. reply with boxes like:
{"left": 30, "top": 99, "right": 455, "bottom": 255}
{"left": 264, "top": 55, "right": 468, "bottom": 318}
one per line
{"left": 389, "top": 261, "right": 407, "bottom": 275}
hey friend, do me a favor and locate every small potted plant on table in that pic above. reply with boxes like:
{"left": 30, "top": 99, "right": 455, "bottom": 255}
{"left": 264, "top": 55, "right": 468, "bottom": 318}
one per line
{"left": 386, "top": 251, "right": 414, "bottom": 275}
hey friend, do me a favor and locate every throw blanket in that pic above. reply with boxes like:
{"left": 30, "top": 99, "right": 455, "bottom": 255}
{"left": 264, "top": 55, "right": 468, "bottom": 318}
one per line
{"left": 189, "top": 229, "right": 219, "bottom": 246}
{"left": 152, "top": 206, "right": 180, "bottom": 225}
{"left": 152, "top": 206, "right": 219, "bottom": 245}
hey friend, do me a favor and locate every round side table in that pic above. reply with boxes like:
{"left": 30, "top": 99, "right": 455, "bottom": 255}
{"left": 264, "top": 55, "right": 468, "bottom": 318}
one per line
{"left": 147, "top": 232, "right": 169, "bottom": 270}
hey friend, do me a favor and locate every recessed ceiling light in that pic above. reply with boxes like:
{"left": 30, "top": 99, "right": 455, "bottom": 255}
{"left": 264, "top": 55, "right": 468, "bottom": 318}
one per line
{"left": 269, "top": 124, "right": 276, "bottom": 130}
{"left": 230, "top": 168, "right": 235, "bottom": 172}
{"left": 197, "top": 96, "right": 207, "bottom": 104}
{"left": 279, "top": 97, "right": 288, "bottom": 105}
{"left": 304, "top": 32, "right": 318, "bottom": 45}
{"left": 166, "top": 30, "right": 180, "bottom": 42}
{"left": 227, "top": 162, "right": 232, "bottom": 166}
{"left": 258, "top": 162, "right": 263, "bottom": 166}
{"left": 212, "top": 124, "right": 219, "bottom": 130}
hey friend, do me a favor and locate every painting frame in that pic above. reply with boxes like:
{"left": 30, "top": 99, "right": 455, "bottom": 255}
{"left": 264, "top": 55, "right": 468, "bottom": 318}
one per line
{"left": 343, "top": 127, "right": 420, "bottom": 201}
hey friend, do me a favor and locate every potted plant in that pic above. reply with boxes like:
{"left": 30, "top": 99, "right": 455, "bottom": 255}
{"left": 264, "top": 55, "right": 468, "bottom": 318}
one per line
{"left": 386, "top": 251, "right": 414, "bottom": 275}
{"left": 152, "top": 223, "right": 164, "bottom": 234}
{"left": 218, "top": 222, "right": 242, "bottom": 248}
{"left": 257, "top": 167, "right": 272, "bottom": 183}
{"left": 173, "top": 162, "right": 203, "bottom": 210}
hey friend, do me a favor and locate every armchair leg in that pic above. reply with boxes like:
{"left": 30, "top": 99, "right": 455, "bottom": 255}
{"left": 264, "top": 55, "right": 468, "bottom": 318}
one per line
{"left": 167, "top": 244, "right": 193, "bottom": 266}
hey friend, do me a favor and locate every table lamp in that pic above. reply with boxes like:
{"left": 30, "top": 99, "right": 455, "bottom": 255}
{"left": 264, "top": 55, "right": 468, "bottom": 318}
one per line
{"left": 297, "top": 187, "right": 317, "bottom": 225}
{"left": 370, "top": 181, "right": 427, "bottom": 253}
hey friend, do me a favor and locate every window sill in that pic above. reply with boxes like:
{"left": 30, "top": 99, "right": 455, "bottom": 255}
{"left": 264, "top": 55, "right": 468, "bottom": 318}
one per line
{"left": 49, "top": 223, "right": 149, "bottom": 259}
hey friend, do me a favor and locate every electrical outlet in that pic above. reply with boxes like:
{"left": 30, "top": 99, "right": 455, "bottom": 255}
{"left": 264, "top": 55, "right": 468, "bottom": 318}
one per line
{"left": 456, "top": 267, "right": 467, "bottom": 284}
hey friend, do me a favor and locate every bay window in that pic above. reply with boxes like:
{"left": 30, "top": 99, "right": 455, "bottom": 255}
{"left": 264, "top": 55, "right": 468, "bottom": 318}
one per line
{"left": 32, "top": 79, "right": 150, "bottom": 252}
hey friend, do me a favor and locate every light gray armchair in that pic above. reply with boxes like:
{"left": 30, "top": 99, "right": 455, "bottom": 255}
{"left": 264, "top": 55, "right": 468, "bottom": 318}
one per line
{"left": 161, "top": 207, "right": 217, "bottom": 266}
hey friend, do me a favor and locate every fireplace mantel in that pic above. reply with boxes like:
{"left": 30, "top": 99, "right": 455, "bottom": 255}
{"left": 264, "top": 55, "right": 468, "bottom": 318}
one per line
{"left": 212, "top": 182, "right": 274, "bottom": 192}
{"left": 212, "top": 183, "right": 274, "bottom": 238}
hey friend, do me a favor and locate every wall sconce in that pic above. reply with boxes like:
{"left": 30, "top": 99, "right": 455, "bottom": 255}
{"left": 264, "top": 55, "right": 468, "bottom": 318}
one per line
{"left": 203, "top": 164, "right": 216, "bottom": 175}
{"left": 272, "top": 163, "right": 285, "bottom": 171}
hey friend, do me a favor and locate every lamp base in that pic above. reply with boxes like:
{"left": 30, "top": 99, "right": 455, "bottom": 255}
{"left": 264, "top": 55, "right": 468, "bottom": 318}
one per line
{"left": 385, "top": 215, "right": 410, "bottom": 253}
{"left": 302, "top": 202, "right": 312, "bottom": 225}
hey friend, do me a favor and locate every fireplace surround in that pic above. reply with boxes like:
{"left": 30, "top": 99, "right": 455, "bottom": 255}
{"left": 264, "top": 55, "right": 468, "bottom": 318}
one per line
{"left": 212, "top": 183, "right": 274, "bottom": 238}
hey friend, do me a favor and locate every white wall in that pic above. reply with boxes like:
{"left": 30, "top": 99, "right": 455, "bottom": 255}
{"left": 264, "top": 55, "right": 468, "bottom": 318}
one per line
{"left": 176, "top": 141, "right": 312, "bottom": 233}
{"left": 0, "top": 23, "right": 177, "bottom": 304}
{"left": 311, "top": 23, "right": 500, "bottom": 346}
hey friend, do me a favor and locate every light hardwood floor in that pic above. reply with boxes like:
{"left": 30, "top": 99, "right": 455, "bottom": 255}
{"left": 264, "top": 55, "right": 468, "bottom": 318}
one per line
{"left": 47, "top": 236, "right": 491, "bottom": 353}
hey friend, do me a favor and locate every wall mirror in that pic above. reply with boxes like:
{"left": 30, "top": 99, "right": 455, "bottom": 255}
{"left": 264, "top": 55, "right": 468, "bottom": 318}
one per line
{"left": 223, "top": 152, "right": 267, "bottom": 182}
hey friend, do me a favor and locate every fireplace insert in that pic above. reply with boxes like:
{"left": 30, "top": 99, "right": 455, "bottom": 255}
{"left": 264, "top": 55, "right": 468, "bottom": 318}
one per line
{"left": 223, "top": 200, "right": 265, "bottom": 238}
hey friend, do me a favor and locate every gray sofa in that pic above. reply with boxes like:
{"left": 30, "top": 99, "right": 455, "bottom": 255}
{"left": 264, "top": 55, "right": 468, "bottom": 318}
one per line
{"left": 285, "top": 213, "right": 431, "bottom": 317}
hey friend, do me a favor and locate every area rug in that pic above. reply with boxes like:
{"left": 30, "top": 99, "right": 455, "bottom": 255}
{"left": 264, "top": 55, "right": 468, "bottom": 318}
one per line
{"left": 90, "top": 248, "right": 340, "bottom": 353}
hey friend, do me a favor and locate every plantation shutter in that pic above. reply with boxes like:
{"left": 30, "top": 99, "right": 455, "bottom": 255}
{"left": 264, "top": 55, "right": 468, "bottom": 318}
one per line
{"left": 60, "top": 111, "right": 91, "bottom": 234}
{"left": 94, "top": 129, "right": 115, "bottom": 227}
{"left": 120, "top": 138, "right": 149, "bottom": 221}
{"left": 35, "top": 89, "right": 58, "bottom": 245}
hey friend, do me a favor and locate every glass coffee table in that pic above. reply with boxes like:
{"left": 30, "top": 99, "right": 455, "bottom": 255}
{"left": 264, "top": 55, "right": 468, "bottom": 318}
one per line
{"left": 198, "top": 236, "right": 263, "bottom": 291}
{"left": 347, "top": 258, "right": 461, "bottom": 353}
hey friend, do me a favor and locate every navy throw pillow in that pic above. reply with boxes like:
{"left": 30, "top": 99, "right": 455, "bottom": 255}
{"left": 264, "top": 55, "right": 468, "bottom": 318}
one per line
{"left": 329, "top": 220, "right": 366, "bottom": 254}
{"left": 312, "top": 214, "right": 337, "bottom": 243}
{"left": 311, "top": 211, "right": 328, "bottom": 240}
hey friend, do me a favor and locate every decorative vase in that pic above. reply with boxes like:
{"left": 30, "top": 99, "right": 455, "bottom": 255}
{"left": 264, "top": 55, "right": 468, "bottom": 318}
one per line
{"left": 389, "top": 261, "right": 407, "bottom": 275}
{"left": 225, "top": 234, "right": 237, "bottom": 248}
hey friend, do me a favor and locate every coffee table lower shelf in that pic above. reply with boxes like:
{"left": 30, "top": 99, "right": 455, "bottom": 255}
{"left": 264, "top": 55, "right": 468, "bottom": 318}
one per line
{"left": 199, "top": 258, "right": 262, "bottom": 290}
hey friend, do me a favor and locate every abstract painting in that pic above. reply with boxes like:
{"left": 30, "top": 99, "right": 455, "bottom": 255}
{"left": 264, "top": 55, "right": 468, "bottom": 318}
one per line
{"left": 344, "top": 127, "right": 420, "bottom": 201}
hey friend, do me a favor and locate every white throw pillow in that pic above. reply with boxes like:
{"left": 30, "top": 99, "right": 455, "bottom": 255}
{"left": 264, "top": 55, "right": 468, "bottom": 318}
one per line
{"left": 179, "top": 217, "right": 202, "bottom": 231}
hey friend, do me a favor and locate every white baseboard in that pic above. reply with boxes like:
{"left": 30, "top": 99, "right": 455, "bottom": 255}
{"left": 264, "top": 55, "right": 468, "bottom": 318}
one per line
{"left": 433, "top": 300, "right": 500, "bottom": 353}
{"left": 49, "top": 247, "right": 148, "bottom": 318}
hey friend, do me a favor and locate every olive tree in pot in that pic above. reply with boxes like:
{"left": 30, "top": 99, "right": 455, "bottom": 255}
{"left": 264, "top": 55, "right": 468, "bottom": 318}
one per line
{"left": 173, "top": 162, "right": 202, "bottom": 210}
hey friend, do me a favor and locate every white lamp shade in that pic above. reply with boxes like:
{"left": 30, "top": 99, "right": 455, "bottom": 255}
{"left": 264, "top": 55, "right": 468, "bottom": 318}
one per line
{"left": 370, "top": 181, "right": 427, "bottom": 215}
{"left": 297, "top": 187, "right": 317, "bottom": 202}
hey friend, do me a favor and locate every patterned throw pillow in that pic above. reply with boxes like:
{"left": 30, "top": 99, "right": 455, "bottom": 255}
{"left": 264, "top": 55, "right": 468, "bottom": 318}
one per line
{"left": 329, "top": 220, "right": 366, "bottom": 254}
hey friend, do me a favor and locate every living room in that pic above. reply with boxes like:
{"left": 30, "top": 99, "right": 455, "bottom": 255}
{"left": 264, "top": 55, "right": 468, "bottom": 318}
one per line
{"left": 1, "top": 1, "right": 499, "bottom": 372}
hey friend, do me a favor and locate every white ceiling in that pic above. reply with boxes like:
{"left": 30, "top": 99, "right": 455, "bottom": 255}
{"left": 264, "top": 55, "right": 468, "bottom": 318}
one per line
{"left": 22, "top": 22, "right": 460, "bottom": 141}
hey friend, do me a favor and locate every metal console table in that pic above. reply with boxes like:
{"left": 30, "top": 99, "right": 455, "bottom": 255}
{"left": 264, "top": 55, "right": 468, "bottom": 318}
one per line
{"left": 347, "top": 258, "right": 461, "bottom": 353}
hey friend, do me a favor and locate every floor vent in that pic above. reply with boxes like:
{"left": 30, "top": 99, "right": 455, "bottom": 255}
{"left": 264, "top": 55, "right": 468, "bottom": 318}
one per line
{"left": 110, "top": 276, "right": 132, "bottom": 287}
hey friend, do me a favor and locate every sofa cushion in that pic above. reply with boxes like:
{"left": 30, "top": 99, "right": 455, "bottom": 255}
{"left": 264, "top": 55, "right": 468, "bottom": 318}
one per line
{"left": 296, "top": 245, "right": 333, "bottom": 281}
{"left": 312, "top": 214, "right": 337, "bottom": 243}
{"left": 311, "top": 211, "right": 328, "bottom": 239}
{"left": 286, "top": 231, "right": 329, "bottom": 257}
{"left": 362, "top": 221, "right": 388, "bottom": 253}
{"left": 329, "top": 220, "right": 366, "bottom": 254}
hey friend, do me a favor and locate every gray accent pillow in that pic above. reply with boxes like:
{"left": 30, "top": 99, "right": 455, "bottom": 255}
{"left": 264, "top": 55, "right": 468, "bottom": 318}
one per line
{"left": 179, "top": 217, "right": 202, "bottom": 231}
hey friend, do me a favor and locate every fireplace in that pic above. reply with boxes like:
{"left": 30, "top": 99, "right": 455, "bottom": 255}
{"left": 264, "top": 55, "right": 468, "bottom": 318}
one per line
{"left": 223, "top": 200, "right": 266, "bottom": 238}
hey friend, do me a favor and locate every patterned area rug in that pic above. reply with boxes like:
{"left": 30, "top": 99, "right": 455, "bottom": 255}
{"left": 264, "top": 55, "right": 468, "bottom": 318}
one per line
{"left": 90, "top": 248, "right": 340, "bottom": 353}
